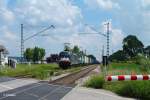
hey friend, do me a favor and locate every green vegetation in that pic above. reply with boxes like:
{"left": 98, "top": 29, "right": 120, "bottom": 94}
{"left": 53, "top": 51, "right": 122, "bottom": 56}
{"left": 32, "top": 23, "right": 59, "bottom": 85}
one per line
{"left": 24, "top": 46, "right": 45, "bottom": 62}
{"left": 104, "top": 81, "right": 150, "bottom": 100}
{"left": 107, "top": 62, "right": 143, "bottom": 75}
{"left": 85, "top": 75, "right": 150, "bottom": 100}
{"left": 0, "top": 64, "right": 85, "bottom": 80}
{"left": 109, "top": 35, "right": 146, "bottom": 62}
{"left": 89, "top": 35, "right": 150, "bottom": 99}
{"left": 85, "top": 61, "right": 150, "bottom": 100}
{"left": 109, "top": 50, "right": 127, "bottom": 62}
{"left": 0, "top": 64, "right": 58, "bottom": 79}
{"left": 135, "top": 54, "right": 150, "bottom": 72}
{"left": 123, "top": 35, "right": 144, "bottom": 58}
{"left": 85, "top": 75, "right": 104, "bottom": 89}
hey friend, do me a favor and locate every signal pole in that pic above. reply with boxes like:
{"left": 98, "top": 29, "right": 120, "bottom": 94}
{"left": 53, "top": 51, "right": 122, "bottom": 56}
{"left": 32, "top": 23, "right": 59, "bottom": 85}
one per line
{"left": 21, "top": 24, "right": 24, "bottom": 63}
{"left": 102, "top": 45, "right": 104, "bottom": 57}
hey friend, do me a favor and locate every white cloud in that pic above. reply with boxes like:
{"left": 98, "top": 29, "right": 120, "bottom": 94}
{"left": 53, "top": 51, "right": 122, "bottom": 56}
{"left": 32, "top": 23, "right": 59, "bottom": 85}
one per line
{"left": 12, "top": 0, "right": 82, "bottom": 28}
{"left": 0, "top": 0, "right": 84, "bottom": 56}
{"left": 84, "top": 0, "right": 120, "bottom": 10}
{"left": 0, "top": 9, "right": 15, "bottom": 22}
{"left": 142, "top": 0, "right": 150, "bottom": 7}
{"left": 0, "top": 0, "right": 15, "bottom": 23}
{"left": 111, "top": 29, "right": 124, "bottom": 48}
{"left": 0, "top": 26, "right": 17, "bottom": 40}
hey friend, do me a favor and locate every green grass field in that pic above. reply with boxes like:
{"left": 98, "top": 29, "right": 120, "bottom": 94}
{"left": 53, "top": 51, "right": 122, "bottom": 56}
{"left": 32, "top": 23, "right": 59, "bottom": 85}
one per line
{"left": 0, "top": 64, "right": 84, "bottom": 80}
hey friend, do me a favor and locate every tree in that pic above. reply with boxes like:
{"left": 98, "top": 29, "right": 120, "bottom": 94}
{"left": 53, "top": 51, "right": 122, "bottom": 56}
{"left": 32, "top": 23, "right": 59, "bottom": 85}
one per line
{"left": 109, "top": 50, "right": 127, "bottom": 61}
{"left": 72, "top": 45, "right": 80, "bottom": 54}
{"left": 123, "top": 35, "right": 144, "bottom": 58}
{"left": 39, "top": 48, "right": 45, "bottom": 60}
{"left": 64, "top": 45, "right": 71, "bottom": 51}
{"left": 24, "top": 47, "right": 45, "bottom": 63}
{"left": 33, "top": 47, "right": 40, "bottom": 62}
{"left": 24, "top": 48, "right": 33, "bottom": 61}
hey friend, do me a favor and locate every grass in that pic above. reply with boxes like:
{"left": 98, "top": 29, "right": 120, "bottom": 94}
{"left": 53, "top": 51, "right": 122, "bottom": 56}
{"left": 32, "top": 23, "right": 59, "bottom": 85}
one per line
{"left": 0, "top": 64, "right": 85, "bottom": 80}
{"left": 104, "top": 81, "right": 150, "bottom": 100}
{"left": 0, "top": 64, "right": 59, "bottom": 79}
{"left": 106, "top": 62, "right": 149, "bottom": 75}
{"left": 85, "top": 62, "right": 150, "bottom": 100}
{"left": 85, "top": 75, "right": 150, "bottom": 100}
{"left": 85, "top": 75, "right": 104, "bottom": 89}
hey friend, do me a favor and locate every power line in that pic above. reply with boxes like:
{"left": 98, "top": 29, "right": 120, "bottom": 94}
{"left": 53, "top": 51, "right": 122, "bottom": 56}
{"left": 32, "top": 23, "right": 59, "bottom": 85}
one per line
{"left": 20, "top": 24, "right": 55, "bottom": 63}
{"left": 79, "top": 22, "right": 110, "bottom": 60}
{"left": 84, "top": 24, "right": 107, "bottom": 37}
{"left": 24, "top": 25, "right": 55, "bottom": 42}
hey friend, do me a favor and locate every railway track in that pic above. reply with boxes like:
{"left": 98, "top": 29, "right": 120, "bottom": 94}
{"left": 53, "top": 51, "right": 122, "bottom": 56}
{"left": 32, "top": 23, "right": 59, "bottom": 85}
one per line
{"left": 49, "top": 65, "right": 97, "bottom": 86}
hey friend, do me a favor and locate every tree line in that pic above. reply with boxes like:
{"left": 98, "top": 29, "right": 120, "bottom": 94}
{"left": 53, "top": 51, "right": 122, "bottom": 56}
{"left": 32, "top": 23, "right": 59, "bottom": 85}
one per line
{"left": 24, "top": 47, "right": 45, "bottom": 63}
{"left": 109, "top": 35, "right": 150, "bottom": 61}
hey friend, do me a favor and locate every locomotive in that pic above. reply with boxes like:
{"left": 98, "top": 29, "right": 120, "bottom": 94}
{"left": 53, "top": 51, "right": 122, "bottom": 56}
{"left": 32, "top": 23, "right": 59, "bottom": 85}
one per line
{"left": 58, "top": 51, "right": 97, "bottom": 69}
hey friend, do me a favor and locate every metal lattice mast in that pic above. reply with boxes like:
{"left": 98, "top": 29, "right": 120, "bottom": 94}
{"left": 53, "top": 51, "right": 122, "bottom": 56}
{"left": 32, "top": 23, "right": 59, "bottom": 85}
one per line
{"left": 106, "top": 22, "right": 109, "bottom": 57}
{"left": 21, "top": 24, "right": 24, "bottom": 63}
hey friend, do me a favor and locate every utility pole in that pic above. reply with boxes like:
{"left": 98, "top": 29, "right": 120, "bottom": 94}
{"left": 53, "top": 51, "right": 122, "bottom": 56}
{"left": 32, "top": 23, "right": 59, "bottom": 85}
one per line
{"left": 20, "top": 24, "right": 55, "bottom": 63}
{"left": 106, "top": 22, "right": 110, "bottom": 57}
{"left": 21, "top": 24, "right": 24, "bottom": 63}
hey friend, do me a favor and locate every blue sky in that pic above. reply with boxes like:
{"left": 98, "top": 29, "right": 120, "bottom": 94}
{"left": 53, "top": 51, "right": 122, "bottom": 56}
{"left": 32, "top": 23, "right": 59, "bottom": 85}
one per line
{"left": 0, "top": 0, "right": 150, "bottom": 60}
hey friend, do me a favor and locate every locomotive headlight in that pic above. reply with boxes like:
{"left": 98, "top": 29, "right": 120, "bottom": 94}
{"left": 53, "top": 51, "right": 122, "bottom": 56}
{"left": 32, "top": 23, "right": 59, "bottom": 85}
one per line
{"left": 60, "top": 57, "right": 70, "bottom": 61}
{"left": 65, "top": 58, "right": 69, "bottom": 61}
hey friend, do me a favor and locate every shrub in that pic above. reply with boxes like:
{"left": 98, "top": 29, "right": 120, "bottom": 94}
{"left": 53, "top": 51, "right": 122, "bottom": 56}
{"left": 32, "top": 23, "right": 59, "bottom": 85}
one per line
{"left": 117, "top": 81, "right": 150, "bottom": 100}
{"left": 135, "top": 54, "right": 150, "bottom": 72}
{"left": 85, "top": 75, "right": 105, "bottom": 89}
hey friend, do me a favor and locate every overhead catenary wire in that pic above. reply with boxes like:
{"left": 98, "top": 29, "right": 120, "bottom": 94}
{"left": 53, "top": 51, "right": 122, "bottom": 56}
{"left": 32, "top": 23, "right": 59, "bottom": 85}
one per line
{"left": 20, "top": 24, "right": 55, "bottom": 63}
{"left": 84, "top": 24, "right": 107, "bottom": 37}
{"left": 24, "top": 25, "right": 55, "bottom": 42}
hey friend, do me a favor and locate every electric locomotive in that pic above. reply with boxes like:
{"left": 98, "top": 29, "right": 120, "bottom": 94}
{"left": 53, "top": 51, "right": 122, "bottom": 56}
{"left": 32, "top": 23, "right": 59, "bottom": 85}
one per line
{"left": 59, "top": 51, "right": 71, "bottom": 69}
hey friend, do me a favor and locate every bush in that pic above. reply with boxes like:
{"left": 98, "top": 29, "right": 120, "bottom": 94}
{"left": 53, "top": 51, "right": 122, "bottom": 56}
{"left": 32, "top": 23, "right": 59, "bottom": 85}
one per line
{"left": 135, "top": 54, "right": 150, "bottom": 72}
{"left": 117, "top": 81, "right": 150, "bottom": 100}
{"left": 85, "top": 75, "right": 105, "bottom": 89}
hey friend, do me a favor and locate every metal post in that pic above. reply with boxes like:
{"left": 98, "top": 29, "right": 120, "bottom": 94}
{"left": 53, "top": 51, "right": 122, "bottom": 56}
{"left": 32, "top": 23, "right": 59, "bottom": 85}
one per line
{"left": 21, "top": 24, "right": 24, "bottom": 63}
{"left": 105, "top": 22, "right": 110, "bottom": 75}
{"left": 102, "top": 45, "right": 104, "bottom": 57}
{"left": 106, "top": 22, "right": 109, "bottom": 57}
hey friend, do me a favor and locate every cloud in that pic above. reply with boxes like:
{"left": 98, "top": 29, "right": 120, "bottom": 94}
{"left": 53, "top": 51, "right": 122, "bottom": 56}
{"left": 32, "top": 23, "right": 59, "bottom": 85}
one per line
{"left": 141, "top": 0, "right": 150, "bottom": 7}
{"left": 111, "top": 29, "right": 124, "bottom": 49}
{"left": 0, "top": 0, "right": 15, "bottom": 23}
{"left": 0, "top": 26, "right": 17, "bottom": 40}
{"left": 0, "top": 8, "right": 15, "bottom": 22}
{"left": 0, "top": 0, "right": 83, "bottom": 56}
{"left": 1, "top": 0, "right": 150, "bottom": 61}
{"left": 12, "top": 0, "right": 82, "bottom": 28}
{"left": 84, "top": 0, "right": 120, "bottom": 10}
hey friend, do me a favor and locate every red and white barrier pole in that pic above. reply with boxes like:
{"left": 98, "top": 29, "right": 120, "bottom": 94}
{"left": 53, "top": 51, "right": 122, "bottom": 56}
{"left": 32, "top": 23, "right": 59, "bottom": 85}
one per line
{"left": 106, "top": 75, "right": 150, "bottom": 81}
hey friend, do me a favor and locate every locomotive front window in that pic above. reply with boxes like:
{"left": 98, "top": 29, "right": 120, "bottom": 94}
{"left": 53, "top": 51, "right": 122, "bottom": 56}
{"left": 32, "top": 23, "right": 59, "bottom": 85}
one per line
{"left": 59, "top": 52, "right": 70, "bottom": 58}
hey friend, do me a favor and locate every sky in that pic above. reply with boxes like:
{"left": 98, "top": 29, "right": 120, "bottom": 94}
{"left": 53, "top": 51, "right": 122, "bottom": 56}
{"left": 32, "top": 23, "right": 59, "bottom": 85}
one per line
{"left": 0, "top": 0, "right": 150, "bottom": 61}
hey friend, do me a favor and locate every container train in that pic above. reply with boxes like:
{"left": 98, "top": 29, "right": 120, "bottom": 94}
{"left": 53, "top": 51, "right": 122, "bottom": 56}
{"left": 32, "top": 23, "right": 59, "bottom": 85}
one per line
{"left": 58, "top": 51, "right": 98, "bottom": 69}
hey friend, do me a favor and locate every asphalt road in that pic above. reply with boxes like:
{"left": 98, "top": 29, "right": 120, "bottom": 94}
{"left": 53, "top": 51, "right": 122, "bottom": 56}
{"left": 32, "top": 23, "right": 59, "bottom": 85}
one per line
{"left": 0, "top": 67, "right": 135, "bottom": 100}
{"left": 0, "top": 77, "right": 73, "bottom": 100}
{"left": 0, "top": 77, "right": 16, "bottom": 83}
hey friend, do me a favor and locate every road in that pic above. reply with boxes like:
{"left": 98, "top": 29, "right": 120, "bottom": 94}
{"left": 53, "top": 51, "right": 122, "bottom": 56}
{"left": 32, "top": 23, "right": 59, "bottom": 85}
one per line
{"left": 0, "top": 66, "right": 135, "bottom": 100}
{"left": 61, "top": 87, "right": 135, "bottom": 100}
{"left": 0, "top": 77, "right": 73, "bottom": 100}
